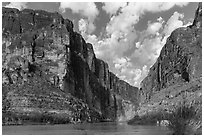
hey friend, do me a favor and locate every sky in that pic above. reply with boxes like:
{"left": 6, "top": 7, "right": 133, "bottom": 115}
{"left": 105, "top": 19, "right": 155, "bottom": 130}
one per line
{"left": 2, "top": 2, "right": 199, "bottom": 87}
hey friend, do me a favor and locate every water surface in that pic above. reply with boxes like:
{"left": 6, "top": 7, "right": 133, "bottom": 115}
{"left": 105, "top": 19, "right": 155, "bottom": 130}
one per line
{"left": 2, "top": 122, "right": 172, "bottom": 135}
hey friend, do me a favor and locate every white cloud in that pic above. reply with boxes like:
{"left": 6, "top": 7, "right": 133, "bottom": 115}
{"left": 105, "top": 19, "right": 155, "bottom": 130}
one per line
{"left": 113, "top": 57, "right": 132, "bottom": 70}
{"left": 131, "top": 36, "right": 164, "bottom": 68}
{"left": 4, "top": 2, "right": 27, "bottom": 10}
{"left": 60, "top": 2, "right": 99, "bottom": 33}
{"left": 113, "top": 57, "right": 141, "bottom": 86}
{"left": 79, "top": 2, "right": 189, "bottom": 87}
{"left": 146, "top": 20, "right": 164, "bottom": 35}
{"left": 133, "top": 65, "right": 149, "bottom": 87}
{"left": 106, "top": 2, "right": 188, "bottom": 34}
{"left": 163, "top": 11, "right": 184, "bottom": 35}
{"left": 102, "top": 2, "right": 127, "bottom": 15}
{"left": 157, "top": 17, "right": 164, "bottom": 22}
{"left": 114, "top": 60, "right": 149, "bottom": 87}
{"left": 80, "top": 27, "right": 137, "bottom": 63}
{"left": 60, "top": 2, "right": 99, "bottom": 20}
{"left": 78, "top": 18, "right": 88, "bottom": 35}
{"left": 143, "top": 2, "right": 188, "bottom": 13}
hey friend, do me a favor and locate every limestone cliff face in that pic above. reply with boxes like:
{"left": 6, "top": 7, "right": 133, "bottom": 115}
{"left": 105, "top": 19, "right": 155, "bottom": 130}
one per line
{"left": 2, "top": 7, "right": 139, "bottom": 124}
{"left": 140, "top": 3, "right": 202, "bottom": 103}
{"left": 134, "top": 3, "right": 202, "bottom": 134}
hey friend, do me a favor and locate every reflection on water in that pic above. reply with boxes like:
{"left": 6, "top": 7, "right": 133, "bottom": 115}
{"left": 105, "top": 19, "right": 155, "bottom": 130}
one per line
{"left": 2, "top": 122, "right": 172, "bottom": 135}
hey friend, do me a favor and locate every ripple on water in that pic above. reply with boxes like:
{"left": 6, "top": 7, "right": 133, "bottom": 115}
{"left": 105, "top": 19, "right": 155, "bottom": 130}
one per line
{"left": 2, "top": 122, "right": 172, "bottom": 135}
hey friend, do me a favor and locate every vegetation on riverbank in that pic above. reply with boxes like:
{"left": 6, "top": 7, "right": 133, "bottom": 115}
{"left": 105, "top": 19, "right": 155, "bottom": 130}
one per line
{"left": 127, "top": 110, "right": 168, "bottom": 125}
{"left": 2, "top": 111, "right": 73, "bottom": 125}
{"left": 168, "top": 104, "right": 201, "bottom": 135}
{"left": 127, "top": 102, "right": 201, "bottom": 135}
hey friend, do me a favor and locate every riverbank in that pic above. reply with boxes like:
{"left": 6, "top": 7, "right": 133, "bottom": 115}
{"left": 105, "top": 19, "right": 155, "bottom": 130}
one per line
{"left": 2, "top": 122, "right": 172, "bottom": 135}
{"left": 128, "top": 78, "right": 202, "bottom": 135}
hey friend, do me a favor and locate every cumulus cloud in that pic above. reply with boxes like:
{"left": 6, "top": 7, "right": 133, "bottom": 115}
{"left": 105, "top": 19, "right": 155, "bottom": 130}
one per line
{"left": 146, "top": 18, "right": 164, "bottom": 35}
{"left": 163, "top": 11, "right": 184, "bottom": 35}
{"left": 102, "top": 2, "right": 127, "bottom": 15}
{"left": 59, "top": 2, "right": 99, "bottom": 33}
{"left": 113, "top": 57, "right": 132, "bottom": 70}
{"left": 4, "top": 2, "right": 27, "bottom": 10}
{"left": 113, "top": 57, "right": 139, "bottom": 86}
{"left": 105, "top": 2, "right": 188, "bottom": 35}
{"left": 79, "top": 2, "right": 189, "bottom": 87}
{"left": 60, "top": 2, "right": 99, "bottom": 20}
{"left": 112, "top": 57, "right": 149, "bottom": 87}
{"left": 131, "top": 36, "right": 164, "bottom": 68}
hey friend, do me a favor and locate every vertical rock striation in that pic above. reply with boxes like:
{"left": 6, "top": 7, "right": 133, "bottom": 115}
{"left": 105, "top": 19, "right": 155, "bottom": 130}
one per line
{"left": 132, "top": 3, "right": 202, "bottom": 134}
{"left": 140, "top": 3, "right": 202, "bottom": 103}
{"left": 2, "top": 7, "right": 139, "bottom": 124}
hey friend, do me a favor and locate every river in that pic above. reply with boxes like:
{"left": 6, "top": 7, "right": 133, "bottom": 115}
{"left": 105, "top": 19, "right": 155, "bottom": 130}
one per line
{"left": 2, "top": 122, "right": 172, "bottom": 135}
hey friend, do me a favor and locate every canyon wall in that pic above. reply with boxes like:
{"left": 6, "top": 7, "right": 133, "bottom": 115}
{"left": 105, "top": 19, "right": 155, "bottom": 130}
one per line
{"left": 134, "top": 3, "right": 202, "bottom": 134}
{"left": 2, "top": 7, "right": 139, "bottom": 124}
{"left": 140, "top": 3, "right": 202, "bottom": 103}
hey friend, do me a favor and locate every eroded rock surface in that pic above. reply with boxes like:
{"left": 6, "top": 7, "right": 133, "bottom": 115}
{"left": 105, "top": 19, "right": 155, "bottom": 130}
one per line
{"left": 140, "top": 3, "right": 202, "bottom": 103}
{"left": 2, "top": 7, "right": 139, "bottom": 124}
{"left": 133, "top": 3, "right": 202, "bottom": 134}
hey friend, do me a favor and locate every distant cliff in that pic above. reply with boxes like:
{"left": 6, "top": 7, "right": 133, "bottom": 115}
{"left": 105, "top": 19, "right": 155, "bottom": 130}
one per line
{"left": 130, "top": 3, "right": 202, "bottom": 134}
{"left": 2, "top": 7, "right": 139, "bottom": 124}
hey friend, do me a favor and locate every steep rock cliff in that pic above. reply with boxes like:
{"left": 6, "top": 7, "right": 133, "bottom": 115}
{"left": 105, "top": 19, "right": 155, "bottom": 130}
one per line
{"left": 2, "top": 7, "right": 139, "bottom": 124}
{"left": 140, "top": 3, "right": 202, "bottom": 103}
{"left": 132, "top": 3, "right": 202, "bottom": 134}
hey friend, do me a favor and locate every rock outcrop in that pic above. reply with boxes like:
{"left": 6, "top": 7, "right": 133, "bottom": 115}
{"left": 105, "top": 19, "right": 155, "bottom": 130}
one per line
{"left": 140, "top": 3, "right": 202, "bottom": 103}
{"left": 132, "top": 3, "right": 202, "bottom": 134}
{"left": 2, "top": 7, "right": 139, "bottom": 124}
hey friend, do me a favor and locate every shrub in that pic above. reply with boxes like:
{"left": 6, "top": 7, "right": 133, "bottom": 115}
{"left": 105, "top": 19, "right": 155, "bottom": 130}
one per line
{"left": 127, "top": 110, "right": 168, "bottom": 125}
{"left": 168, "top": 104, "right": 196, "bottom": 135}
